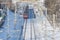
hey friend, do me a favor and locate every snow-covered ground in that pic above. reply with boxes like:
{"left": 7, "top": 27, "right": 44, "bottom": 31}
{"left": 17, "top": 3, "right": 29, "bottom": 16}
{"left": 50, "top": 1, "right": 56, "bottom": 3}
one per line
{"left": 0, "top": 2, "right": 60, "bottom": 40}
{"left": 23, "top": 6, "right": 60, "bottom": 40}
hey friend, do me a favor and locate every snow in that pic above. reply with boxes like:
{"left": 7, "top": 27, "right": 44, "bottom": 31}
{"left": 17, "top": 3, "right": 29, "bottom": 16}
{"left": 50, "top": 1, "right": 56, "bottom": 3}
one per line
{"left": 0, "top": 3, "right": 60, "bottom": 40}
